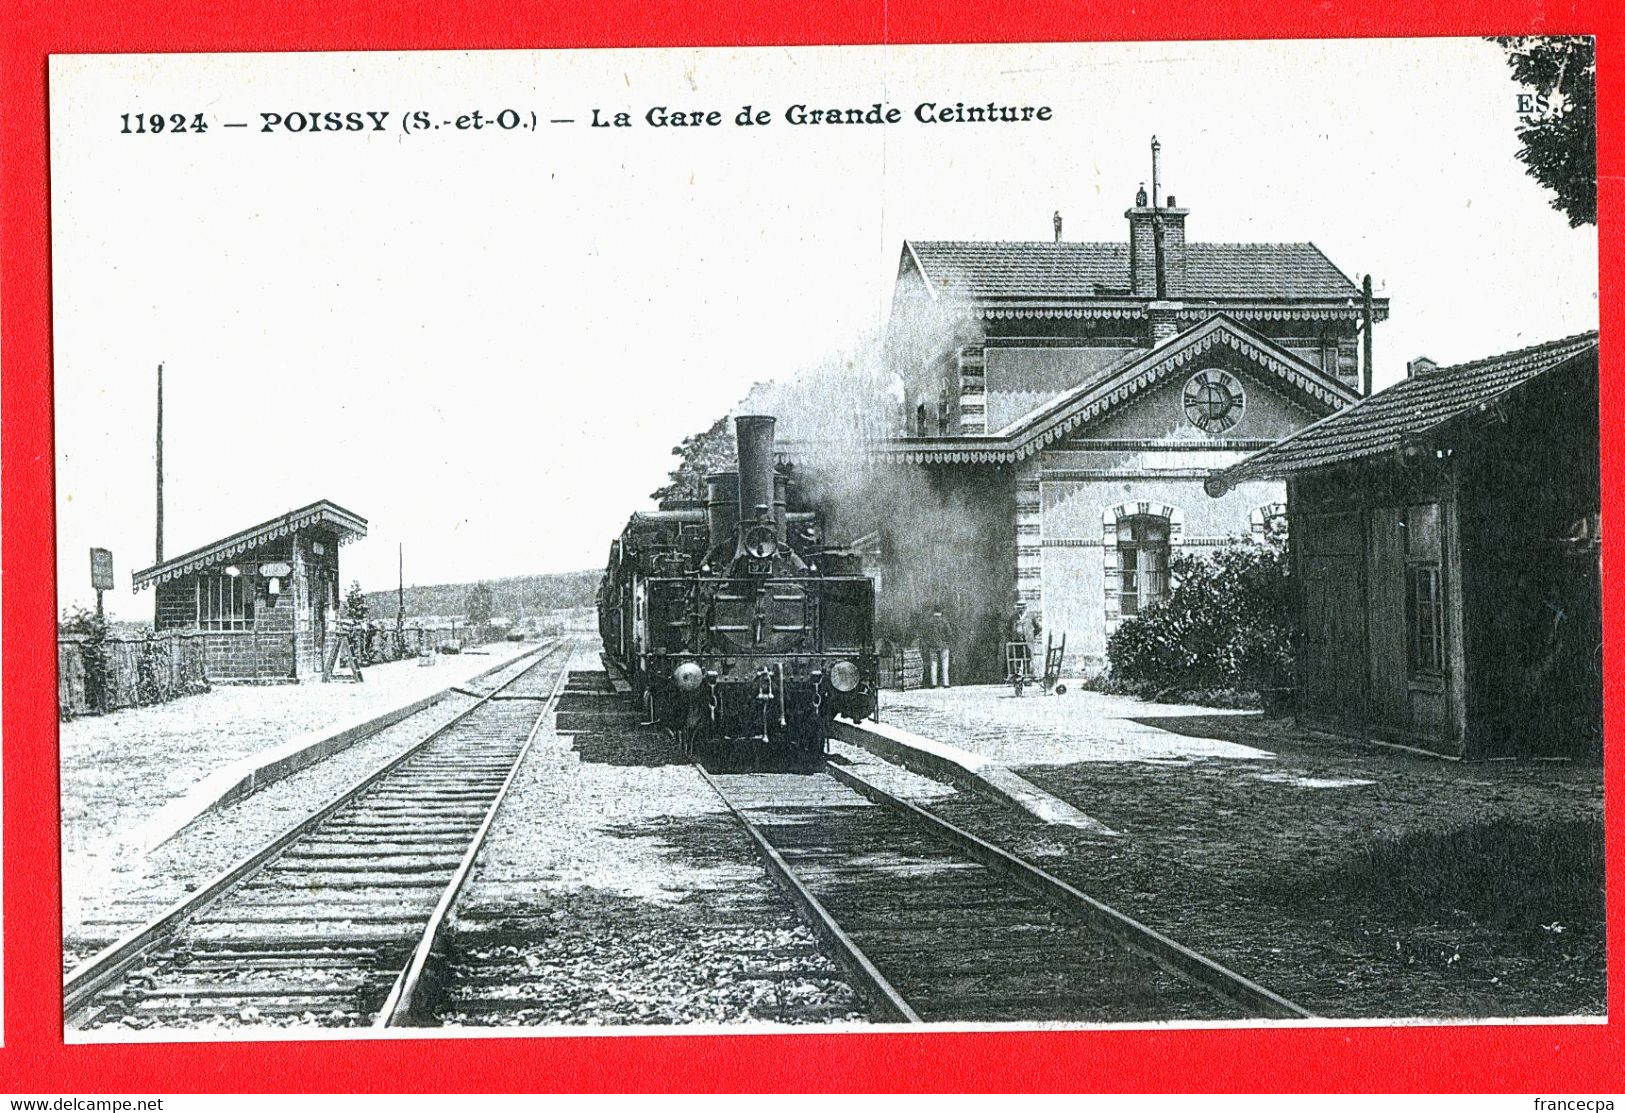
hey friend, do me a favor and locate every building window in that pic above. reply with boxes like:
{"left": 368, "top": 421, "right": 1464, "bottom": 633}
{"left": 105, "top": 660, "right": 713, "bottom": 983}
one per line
{"left": 1250, "top": 502, "right": 1289, "bottom": 543}
{"left": 1117, "top": 515, "right": 1170, "bottom": 617}
{"left": 197, "top": 572, "right": 254, "bottom": 631}
{"left": 1407, "top": 566, "right": 1445, "bottom": 674}
{"left": 1404, "top": 503, "right": 1445, "bottom": 676}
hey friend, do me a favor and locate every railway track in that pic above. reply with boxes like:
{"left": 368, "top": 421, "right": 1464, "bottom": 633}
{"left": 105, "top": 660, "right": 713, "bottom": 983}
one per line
{"left": 701, "top": 757, "right": 1314, "bottom": 1025}
{"left": 64, "top": 640, "right": 576, "bottom": 1031}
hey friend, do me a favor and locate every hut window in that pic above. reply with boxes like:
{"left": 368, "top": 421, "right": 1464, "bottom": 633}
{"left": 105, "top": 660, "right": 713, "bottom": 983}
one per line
{"left": 1407, "top": 567, "right": 1444, "bottom": 674}
{"left": 1117, "top": 515, "right": 1170, "bottom": 617}
{"left": 197, "top": 572, "right": 254, "bottom": 631}
{"left": 1404, "top": 503, "right": 1445, "bottom": 676}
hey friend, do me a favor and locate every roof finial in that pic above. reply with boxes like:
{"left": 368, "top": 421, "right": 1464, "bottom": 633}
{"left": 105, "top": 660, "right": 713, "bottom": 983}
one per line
{"left": 1053, "top": 210, "right": 1062, "bottom": 243}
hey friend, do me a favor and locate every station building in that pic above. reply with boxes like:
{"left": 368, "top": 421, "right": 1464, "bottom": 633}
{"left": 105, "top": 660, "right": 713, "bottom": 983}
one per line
{"left": 799, "top": 155, "right": 1387, "bottom": 681}
{"left": 132, "top": 499, "right": 368, "bottom": 683}
{"left": 1208, "top": 332, "right": 1601, "bottom": 758}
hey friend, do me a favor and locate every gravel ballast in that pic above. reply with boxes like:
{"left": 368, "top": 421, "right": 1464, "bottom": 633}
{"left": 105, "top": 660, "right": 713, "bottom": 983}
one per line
{"left": 63, "top": 648, "right": 551, "bottom": 973}
{"left": 440, "top": 653, "right": 866, "bottom": 1027}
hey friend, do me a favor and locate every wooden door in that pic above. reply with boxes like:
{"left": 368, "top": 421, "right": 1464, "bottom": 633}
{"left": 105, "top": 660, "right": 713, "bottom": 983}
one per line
{"left": 1364, "top": 506, "right": 1409, "bottom": 731}
{"left": 1297, "top": 511, "right": 1366, "bottom": 727}
{"left": 1367, "top": 502, "right": 1452, "bottom": 744}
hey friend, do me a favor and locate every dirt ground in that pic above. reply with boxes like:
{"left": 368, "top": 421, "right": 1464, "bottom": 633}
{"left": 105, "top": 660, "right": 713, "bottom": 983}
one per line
{"left": 924, "top": 715, "right": 1603, "bottom": 1020}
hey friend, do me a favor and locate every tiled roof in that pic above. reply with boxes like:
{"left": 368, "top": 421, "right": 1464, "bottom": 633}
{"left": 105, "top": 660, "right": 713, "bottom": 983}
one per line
{"left": 906, "top": 240, "right": 1365, "bottom": 301}
{"left": 132, "top": 499, "right": 368, "bottom": 589}
{"left": 1208, "top": 331, "right": 1600, "bottom": 490}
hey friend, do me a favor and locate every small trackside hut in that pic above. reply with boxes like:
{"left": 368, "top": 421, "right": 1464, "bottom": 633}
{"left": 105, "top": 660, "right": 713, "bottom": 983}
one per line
{"left": 1207, "top": 332, "right": 1600, "bottom": 758}
{"left": 132, "top": 500, "right": 369, "bottom": 683}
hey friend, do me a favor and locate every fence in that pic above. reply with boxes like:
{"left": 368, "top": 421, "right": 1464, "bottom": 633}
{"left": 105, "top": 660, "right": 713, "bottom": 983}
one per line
{"left": 58, "top": 631, "right": 210, "bottom": 720}
{"left": 348, "top": 623, "right": 502, "bottom": 665}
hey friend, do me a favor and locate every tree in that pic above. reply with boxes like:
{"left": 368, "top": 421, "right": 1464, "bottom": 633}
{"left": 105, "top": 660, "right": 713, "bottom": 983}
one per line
{"left": 1496, "top": 36, "right": 1596, "bottom": 227}
{"left": 465, "top": 581, "right": 495, "bottom": 628}
{"left": 344, "top": 580, "right": 370, "bottom": 623}
{"left": 649, "top": 412, "right": 738, "bottom": 504}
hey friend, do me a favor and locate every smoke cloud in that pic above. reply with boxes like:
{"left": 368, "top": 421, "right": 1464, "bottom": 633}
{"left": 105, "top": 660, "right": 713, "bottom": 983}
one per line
{"left": 732, "top": 297, "right": 1016, "bottom": 680}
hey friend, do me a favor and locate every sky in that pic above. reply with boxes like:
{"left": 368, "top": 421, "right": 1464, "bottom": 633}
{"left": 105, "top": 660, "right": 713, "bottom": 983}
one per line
{"left": 50, "top": 39, "right": 1598, "bottom": 617}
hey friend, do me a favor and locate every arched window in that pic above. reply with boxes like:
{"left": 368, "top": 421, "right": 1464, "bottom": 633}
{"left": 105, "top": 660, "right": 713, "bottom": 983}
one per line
{"left": 1250, "top": 502, "right": 1289, "bottom": 543}
{"left": 1103, "top": 502, "right": 1183, "bottom": 633}
{"left": 1116, "top": 515, "right": 1171, "bottom": 617}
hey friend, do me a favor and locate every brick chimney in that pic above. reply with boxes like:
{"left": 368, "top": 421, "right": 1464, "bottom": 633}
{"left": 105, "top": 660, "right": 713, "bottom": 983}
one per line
{"left": 1125, "top": 137, "right": 1188, "bottom": 299}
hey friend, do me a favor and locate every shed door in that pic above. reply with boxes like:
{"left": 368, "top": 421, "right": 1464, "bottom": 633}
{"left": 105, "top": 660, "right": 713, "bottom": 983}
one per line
{"left": 1365, "top": 507, "right": 1409, "bottom": 731}
{"left": 1368, "top": 502, "right": 1452, "bottom": 744}
{"left": 1297, "top": 511, "right": 1365, "bottom": 725}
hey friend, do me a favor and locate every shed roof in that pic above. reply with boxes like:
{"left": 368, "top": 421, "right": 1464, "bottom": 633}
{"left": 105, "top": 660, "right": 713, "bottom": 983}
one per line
{"left": 132, "top": 499, "right": 368, "bottom": 590}
{"left": 1206, "top": 331, "right": 1600, "bottom": 493}
{"left": 905, "top": 240, "right": 1379, "bottom": 304}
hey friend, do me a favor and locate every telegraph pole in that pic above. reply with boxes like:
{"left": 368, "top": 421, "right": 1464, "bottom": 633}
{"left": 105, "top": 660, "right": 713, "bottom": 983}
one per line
{"left": 155, "top": 363, "right": 165, "bottom": 563}
{"left": 1362, "top": 274, "right": 1376, "bottom": 397}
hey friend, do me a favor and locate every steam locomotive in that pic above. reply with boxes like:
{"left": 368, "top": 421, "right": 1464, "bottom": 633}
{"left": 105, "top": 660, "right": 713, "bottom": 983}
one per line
{"left": 598, "top": 415, "right": 878, "bottom": 762}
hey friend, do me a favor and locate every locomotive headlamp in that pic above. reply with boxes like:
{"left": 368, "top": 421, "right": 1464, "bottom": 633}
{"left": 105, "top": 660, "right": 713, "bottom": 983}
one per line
{"left": 743, "top": 524, "right": 778, "bottom": 560}
{"left": 829, "top": 660, "right": 861, "bottom": 693}
{"left": 673, "top": 661, "right": 705, "bottom": 691}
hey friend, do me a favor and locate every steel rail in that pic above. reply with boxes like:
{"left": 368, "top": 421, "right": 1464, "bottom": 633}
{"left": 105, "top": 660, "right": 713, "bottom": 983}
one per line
{"left": 62, "top": 639, "right": 565, "bottom": 1023}
{"left": 695, "top": 765, "right": 922, "bottom": 1024}
{"left": 373, "top": 648, "right": 575, "bottom": 1026}
{"left": 824, "top": 759, "right": 1315, "bottom": 1021}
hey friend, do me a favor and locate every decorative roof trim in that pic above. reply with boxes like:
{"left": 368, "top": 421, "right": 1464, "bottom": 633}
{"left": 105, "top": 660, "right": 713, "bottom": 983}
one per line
{"left": 977, "top": 302, "right": 1388, "bottom": 322}
{"left": 999, "top": 314, "right": 1360, "bottom": 459}
{"left": 780, "top": 318, "right": 1359, "bottom": 471}
{"left": 132, "top": 500, "right": 368, "bottom": 590}
{"left": 981, "top": 306, "right": 1147, "bottom": 320}
{"left": 1172, "top": 303, "right": 1391, "bottom": 323}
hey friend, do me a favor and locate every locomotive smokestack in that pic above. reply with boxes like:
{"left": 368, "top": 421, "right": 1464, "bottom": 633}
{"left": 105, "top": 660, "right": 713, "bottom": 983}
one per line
{"left": 735, "top": 415, "right": 777, "bottom": 523}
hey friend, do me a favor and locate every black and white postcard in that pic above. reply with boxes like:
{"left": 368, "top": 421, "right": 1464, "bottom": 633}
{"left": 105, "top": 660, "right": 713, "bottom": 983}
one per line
{"left": 50, "top": 38, "right": 1601, "bottom": 1040}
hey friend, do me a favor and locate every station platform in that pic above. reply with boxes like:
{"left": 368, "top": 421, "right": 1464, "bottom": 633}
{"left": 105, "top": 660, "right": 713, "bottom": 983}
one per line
{"left": 61, "top": 641, "right": 540, "bottom": 860}
{"left": 824, "top": 684, "right": 1263, "bottom": 832}
{"left": 876, "top": 683, "right": 1269, "bottom": 768}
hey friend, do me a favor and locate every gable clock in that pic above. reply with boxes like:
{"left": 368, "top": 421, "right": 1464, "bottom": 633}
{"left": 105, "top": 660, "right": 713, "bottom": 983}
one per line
{"left": 1183, "top": 369, "right": 1246, "bottom": 434}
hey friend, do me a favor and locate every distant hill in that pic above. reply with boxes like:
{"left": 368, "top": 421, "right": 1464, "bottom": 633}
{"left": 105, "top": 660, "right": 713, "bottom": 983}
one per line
{"left": 362, "top": 569, "right": 598, "bottom": 623}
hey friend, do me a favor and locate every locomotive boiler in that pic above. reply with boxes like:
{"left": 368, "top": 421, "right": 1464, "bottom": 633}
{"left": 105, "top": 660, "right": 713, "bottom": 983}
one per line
{"left": 598, "top": 415, "right": 878, "bottom": 761}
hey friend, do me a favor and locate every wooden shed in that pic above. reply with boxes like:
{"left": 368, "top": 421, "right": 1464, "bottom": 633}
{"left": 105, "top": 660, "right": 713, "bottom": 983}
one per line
{"left": 132, "top": 500, "right": 368, "bottom": 683}
{"left": 1207, "top": 332, "right": 1600, "bottom": 758}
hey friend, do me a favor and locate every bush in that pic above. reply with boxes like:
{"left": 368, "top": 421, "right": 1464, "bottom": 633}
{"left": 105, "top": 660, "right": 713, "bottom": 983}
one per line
{"left": 59, "top": 605, "right": 110, "bottom": 715}
{"left": 1106, "top": 538, "right": 1291, "bottom": 696}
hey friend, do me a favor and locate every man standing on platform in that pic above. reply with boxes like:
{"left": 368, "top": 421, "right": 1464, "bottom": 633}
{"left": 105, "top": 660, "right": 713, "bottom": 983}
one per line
{"left": 920, "top": 606, "right": 954, "bottom": 688}
{"left": 1009, "top": 598, "right": 1041, "bottom": 678}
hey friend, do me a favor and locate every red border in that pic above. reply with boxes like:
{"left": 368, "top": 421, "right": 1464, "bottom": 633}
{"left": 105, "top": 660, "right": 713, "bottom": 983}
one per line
{"left": 5, "top": 0, "right": 1620, "bottom": 1092}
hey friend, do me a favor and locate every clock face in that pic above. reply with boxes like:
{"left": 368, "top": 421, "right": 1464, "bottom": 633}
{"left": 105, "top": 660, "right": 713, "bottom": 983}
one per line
{"left": 1183, "top": 369, "right": 1246, "bottom": 434}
